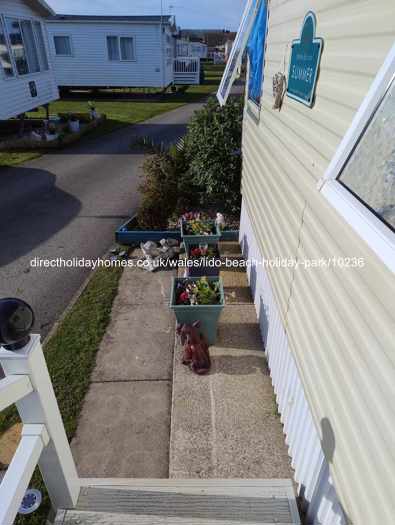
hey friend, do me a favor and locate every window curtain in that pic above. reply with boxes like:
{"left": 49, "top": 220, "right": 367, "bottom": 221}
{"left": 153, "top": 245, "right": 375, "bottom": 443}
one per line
{"left": 33, "top": 22, "right": 49, "bottom": 70}
{"left": 246, "top": 0, "right": 268, "bottom": 105}
{"left": 107, "top": 36, "right": 119, "bottom": 61}
{"left": 21, "top": 20, "right": 40, "bottom": 73}
{"left": 120, "top": 37, "right": 134, "bottom": 60}
{"left": 54, "top": 36, "right": 71, "bottom": 56}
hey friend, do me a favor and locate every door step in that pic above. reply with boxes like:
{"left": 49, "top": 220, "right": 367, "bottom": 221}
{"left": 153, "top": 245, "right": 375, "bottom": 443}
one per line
{"left": 56, "top": 479, "right": 300, "bottom": 524}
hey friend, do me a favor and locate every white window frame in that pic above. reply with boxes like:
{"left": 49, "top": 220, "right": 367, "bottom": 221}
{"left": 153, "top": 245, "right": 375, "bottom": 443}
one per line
{"left": 318, "top": 42, "right": 395, "bottom": 273}
{"left": 33, "top": 20, "right": 50, "bottom": 71}
{"left": 0, "top": 14, "right": 50, "bottom": 79}
{"left": 53, "top": 34, "right": 73, "bottom": 57}
{"left": 217, "top": 0, "right": 260, "bottom": 106}
{"left": 3, "top": 15, "right": 47, "bottom": 78}
{"left": 0, "top": 15, "right": 15, "bottom": 79}
{"left": 106, "top": 34, "right": 136, "bottom": 63}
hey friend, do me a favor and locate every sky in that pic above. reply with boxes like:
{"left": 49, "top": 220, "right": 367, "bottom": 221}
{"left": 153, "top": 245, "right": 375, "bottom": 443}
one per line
{"left": 47, "top": 0, "right": 246, "bottom": 31}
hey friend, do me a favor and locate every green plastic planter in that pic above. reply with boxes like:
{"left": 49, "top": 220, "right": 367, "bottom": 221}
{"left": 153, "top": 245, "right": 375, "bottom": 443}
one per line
{"left": 185, "top": 244, "right": 221, "bottom": 277}
{"left": 181, "top": 221, "right": 221, "bottom": 248}
{"left": 170, "top": 277, "right": 225, "bottom": 345}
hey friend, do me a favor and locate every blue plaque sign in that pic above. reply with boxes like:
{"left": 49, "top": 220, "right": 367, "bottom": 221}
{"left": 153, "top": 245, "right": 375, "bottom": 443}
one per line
{"left": 287, "top": 12, "right": 323, "bottom": 107}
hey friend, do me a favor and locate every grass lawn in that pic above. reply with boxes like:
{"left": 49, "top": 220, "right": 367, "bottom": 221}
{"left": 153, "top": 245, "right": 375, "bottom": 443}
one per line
{"left": 0, "top": 264, "right": 123, "bottom": 524}
{"left": 0, "top": 64, "right": 225, "bottom": 167}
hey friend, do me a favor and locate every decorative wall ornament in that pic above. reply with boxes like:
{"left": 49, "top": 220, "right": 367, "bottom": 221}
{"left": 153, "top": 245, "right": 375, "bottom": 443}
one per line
{"left": 272, "top": 72, "right": 287, "bottom": 110}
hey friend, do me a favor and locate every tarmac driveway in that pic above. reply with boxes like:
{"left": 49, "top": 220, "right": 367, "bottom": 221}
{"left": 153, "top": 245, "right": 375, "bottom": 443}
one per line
{"left": 0, "top": 102, "right": 204, "bottom": 338}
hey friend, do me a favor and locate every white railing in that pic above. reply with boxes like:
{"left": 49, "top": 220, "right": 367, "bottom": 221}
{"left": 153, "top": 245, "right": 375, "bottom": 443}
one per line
{"left": 0, "top": 335, "right": 80, "bottom": 525}
{"left": 173, "top": 58, "right": 200, "bottom": 85}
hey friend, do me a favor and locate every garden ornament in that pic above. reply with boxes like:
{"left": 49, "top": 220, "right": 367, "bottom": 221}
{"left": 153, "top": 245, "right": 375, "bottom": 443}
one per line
{"left": 140, "top": 240, "right": 177, "bottom": 272}
{"left": 273, "top": 42, "right": 289, "bottom": 111}
{"left": 273, "top": 72, "right": 287, "bottom": 110}
{"left": 161, "top": 238, "right": 179, "bottom": 248}
{"left": 177, "top": 321, "right": 211, "bottom": 375}
{"left": 215, "top": 213, "right": 226, "bottom": 230}
{"left": 0, "top": 298, "right": 35, "bottom": 351}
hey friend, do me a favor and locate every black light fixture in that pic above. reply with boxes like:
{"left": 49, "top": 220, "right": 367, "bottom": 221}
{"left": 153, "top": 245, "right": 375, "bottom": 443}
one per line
{"left": 0, "top": 298, "right": 35, "bottom": 351}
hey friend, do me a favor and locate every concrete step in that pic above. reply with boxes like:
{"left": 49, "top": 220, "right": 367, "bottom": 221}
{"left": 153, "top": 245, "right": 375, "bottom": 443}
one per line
{"left": 57, "top": 479, "right": 300, "bottom": 525}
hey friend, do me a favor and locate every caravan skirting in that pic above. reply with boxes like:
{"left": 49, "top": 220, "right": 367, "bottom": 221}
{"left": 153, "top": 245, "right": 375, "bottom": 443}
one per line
{"left": 239, "top": 201, "right": 347, "bottom": 525}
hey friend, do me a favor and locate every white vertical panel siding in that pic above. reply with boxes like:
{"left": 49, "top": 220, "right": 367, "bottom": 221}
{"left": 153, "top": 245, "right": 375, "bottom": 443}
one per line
{"left": 46, "top": 21, "right": 168, "bottom": 88}
{"left": 241, "top": 0, "right": 395, "bottom": 523}
{"left": 0, "top": 0, "right": 58, "bottom": 119}
{"left": 240, "top": 202, "right": 347, "bottom": 525}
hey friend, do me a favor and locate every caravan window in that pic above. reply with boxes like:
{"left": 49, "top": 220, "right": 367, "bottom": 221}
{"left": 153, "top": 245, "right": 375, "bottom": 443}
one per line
{"left": 320, "top": 43, "right": 395, "bottom": 272}
{"left": 0, "top": 18, "right": 14, "bottom": 77}
{"left": 20, "top": 20, "right": 40, "bottom": 73}
{"left": 54, "top": 35, "right": 72, "bottom": 56}
{"left": 107, "top": 36, "right": 119, "bottom": 60}
{"left": 107, "top": 36, "right": 135, "bottom": 62}
{"left": 34, "top": 22, "right": 49, "bottom": 70}
{"left": 120, "top": 37, "right": 135, "bottom": 61}
{"left": 217, "top": 0, "right": 260, "bottom": 106}
{"left": 246, "top": 0, "right": 268, "bottom": 107}
{"left": 5, "top": 18, "right": 29, "bottom": 75}
{"left": 337, "top": 77, "right": 395, "bottom": 231}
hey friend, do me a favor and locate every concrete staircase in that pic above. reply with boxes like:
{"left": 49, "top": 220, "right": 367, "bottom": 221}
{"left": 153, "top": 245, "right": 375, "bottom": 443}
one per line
{"left": 56, "top": 479, "right": 300, "bottom": 524}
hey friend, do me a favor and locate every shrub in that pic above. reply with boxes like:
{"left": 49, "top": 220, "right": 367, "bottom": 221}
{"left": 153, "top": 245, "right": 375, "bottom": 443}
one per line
{"left": 137, "top": 148, "right": 185, "bottom": 229}
{"left": 183, "top": 97, "right": 243, "bottom": 213}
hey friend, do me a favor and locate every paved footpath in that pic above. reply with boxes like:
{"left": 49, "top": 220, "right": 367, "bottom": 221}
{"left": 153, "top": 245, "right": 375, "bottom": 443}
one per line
{"left": 170, "top": 242, "right": 293, "bottom": 479}
{"left": 72, "top": 242, "right": 293, "bottom": 480}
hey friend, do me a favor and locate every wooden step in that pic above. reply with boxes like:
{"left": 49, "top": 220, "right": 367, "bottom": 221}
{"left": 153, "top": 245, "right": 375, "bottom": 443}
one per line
{"left": 57, "top": 479, "right": 300, "bottom": 525}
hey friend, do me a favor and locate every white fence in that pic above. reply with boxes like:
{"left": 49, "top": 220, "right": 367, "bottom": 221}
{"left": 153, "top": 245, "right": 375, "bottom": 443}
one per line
{"left": 173, "top": 58, "right": 200, "bottom": 85}
{"left": 0, "top": 336, "right": 79, "bottom": 525}
{"left": 239, "top": 203, "right": 347, "bottom": 525}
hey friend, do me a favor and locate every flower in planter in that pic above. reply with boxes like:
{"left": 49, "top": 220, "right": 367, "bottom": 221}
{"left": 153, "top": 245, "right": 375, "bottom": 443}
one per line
{"left": 47, "top": 123, "right": 57, "bottom": 135}
{"left": 176, "top": 277, "right": 221, "bottom": 306}
{"left": 183, "top": 218, "right": 216, "bottom": 236}
{"left": 189, "top": 245, "right": 217, "bottom": 259}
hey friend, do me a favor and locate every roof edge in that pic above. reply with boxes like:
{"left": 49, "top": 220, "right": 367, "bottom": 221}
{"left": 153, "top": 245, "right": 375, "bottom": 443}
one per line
{"left": 28, "top": 0, "right": 55, "bottom": 16}
{"left": 47, "top": 14, "right": 174, "bottom": 24}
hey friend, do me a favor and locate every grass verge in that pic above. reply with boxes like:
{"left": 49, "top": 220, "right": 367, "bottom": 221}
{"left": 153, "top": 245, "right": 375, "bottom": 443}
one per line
{"left": 0, "top": 265, "right": 123, "bottom": 524}
{"left": 0, "top": 64, "right": 225, "bottom": 167}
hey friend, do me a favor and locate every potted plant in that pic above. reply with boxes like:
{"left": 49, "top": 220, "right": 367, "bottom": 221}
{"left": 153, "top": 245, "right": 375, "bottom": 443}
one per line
{"left": 68, "top": 114, "right": 80, "bottom": 133}
{"left": 170, "top": 276, "right": 225, "bottom": 345}
{"left": 116, "top": 214, "right": 181, "bottom": 246}
{"left": 180, "top": 212, "right": 221, "bottom": 248}
{"left": 186, "top": 244, "right": 221, "bottom": 277}
{"left": 45, "top": 123, "right": 58, "bottom": 141}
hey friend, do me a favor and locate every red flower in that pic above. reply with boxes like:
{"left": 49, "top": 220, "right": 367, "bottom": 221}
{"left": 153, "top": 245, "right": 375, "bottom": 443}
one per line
{"left": 179, "top": 291, "right": 189, "bottom": 303}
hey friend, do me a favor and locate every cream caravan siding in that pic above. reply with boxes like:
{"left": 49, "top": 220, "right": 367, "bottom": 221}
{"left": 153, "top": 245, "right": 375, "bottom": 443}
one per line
{"left": 241, "top": 1, "right": 395, "bottom": 524}
{"left": 0, "top": 0, "right": 58, "bottom": 119}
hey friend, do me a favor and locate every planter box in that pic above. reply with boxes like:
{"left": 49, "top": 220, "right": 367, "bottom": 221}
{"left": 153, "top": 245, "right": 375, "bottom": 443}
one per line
{"left": 170, "top": 277, "right": 225, "bottom": 345}
{"left": 221, "top": 229, "right": 239, "bottom": 241}
{"left": 116, "top": 216, "right": 181, "bottom": 246}
{"left": 186, "top": 244, "right": 221, "bottom": 277}
{"left": 0, "top": 115, "right": 106, "bottom": 152}
{"left": 181, "top": 221, "right": 221, "bottom": 248}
